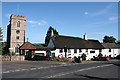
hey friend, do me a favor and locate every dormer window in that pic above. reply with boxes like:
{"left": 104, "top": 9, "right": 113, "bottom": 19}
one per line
{"left": 17, "top": 21, "right": 20, "bottom": 27}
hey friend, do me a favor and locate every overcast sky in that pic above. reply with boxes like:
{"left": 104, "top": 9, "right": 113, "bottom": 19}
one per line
{"left": 2, "top": 2, "right": 118, "bottom": 43}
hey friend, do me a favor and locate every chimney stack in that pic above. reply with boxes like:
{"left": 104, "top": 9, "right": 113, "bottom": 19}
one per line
{"left": 84, "top": 33, "right": 87, "bottom": 40}
{"left": 51, "top": 29, "right": 54, "bottom": 37}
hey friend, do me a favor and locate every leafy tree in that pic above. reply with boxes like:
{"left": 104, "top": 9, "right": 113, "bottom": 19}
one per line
{"left": 45, "top": 26, "right": 59, "bottom": 46}
{"left": 103, "top": 36, "right": 116, "bottom": 43}
{"left": 0, "top": 27, "right": 3, "bottom": 41}
{"left": 117, "top": 40, "right": 120, "bottom": 44}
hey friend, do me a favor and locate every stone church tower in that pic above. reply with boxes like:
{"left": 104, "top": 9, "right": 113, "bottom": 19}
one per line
{"left": 7, "top": 14, "right": 26, "bottom": 54}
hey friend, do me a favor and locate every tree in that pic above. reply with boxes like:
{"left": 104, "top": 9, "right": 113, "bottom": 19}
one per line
{"left": 103, "top": 36, "right": 116, "bottom": 43}
{"left": 0, "top": 27, "right": 3, "bottom": 41}
{"left": 45, "top": 26, "right": 59, "bottom": 46}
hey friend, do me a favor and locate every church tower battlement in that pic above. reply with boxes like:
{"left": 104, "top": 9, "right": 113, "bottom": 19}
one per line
{"left": 7, "top": 14, "right": 26, "bottom": 54}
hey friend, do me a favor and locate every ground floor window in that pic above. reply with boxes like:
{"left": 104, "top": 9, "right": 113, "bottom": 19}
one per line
{"left": 109, "top": 49, "right": 111, "bottom": 52}
{"left": 79, "top": 49, "right": 82, "bottom": 53}
{"left": 68, "top": 49, "right": 71, "bottom": 53}
{"left": 59, "top": 49, "right": 63, "bottom": 53}
{"left": 74, "top": 49, "right": 77, "bottom": 53}
{"left": 90, "top": 51, "right": 95, "bottom": 53}
{"left": 99, "top": 49, "right": 102, "bottom": 52}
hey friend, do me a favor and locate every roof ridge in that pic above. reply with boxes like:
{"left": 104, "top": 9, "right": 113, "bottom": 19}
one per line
{"left": 55, "top": 35, "right": 83, "bottom": 39}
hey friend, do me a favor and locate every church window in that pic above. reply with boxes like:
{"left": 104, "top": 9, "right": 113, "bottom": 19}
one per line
{"left": 17, "top": 21, "right": 20, "bottom": 27}
{"left": 16, "top": 36, "right": 19, "bottom": 40}
{"left": 15, "top": 44, "right": 20, "bottom": 53}
{"left": 16, "top": 30, "right": 20, "bottom": 34}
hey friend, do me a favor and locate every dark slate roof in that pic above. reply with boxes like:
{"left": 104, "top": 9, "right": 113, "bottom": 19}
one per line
{"left": 20, "top": 41, "right": 36, "bottom": 50}
{"left": 101, "top": 43, "right": 120, "bottom": 49}
{"left": 32, "top": 43, "right": 54, "bottom": 50}
{"left": 51, "top": 35, "right": 104, "bottom": 49}
{"left": 32, "top": 44, "right": 44, "bottom": 48}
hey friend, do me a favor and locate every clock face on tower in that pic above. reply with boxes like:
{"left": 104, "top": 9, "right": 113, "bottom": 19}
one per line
{"left": 16, "top": 30, "right": 20, "bottom": 34}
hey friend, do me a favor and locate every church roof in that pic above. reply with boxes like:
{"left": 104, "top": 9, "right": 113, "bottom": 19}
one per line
{"left": 20, "top": 41, "right": 36, "bottom": 50}
{"left": 51, "top": 35, "right": 104, "bottom": 49}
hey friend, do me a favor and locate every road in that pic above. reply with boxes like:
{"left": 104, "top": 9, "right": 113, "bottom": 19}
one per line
{"left": 2, "top": 60, "right": 120, "bottom": 80}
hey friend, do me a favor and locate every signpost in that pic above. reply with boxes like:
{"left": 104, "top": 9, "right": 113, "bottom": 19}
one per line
{"left": 9, "top": 48, "right": 13, "bottom": 61}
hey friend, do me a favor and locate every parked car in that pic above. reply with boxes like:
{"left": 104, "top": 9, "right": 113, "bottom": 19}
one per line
{"left": 32, "top": 55, "right": 50, "bottom": 61}
{"left": 92, "top": 57, "right": 109, "bottom": 61}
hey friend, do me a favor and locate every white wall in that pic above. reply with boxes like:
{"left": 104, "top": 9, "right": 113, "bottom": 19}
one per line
{"left": 101, "top": 49, "right": 119, "bottom": 57}
{"left": 52, "top": 49, "right": 100, "bottom": 60}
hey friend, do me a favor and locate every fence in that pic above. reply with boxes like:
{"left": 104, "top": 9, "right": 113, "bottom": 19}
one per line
{"left": 1, "top": 56, "right": 25, "bottom": 61}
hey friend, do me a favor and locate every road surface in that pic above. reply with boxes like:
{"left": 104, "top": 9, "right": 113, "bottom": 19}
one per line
{"left": 2, "top": 60, "right": 120, "bottom": 80}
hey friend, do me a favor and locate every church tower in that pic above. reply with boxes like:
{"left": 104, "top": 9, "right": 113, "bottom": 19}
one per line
{"left": 7, "top": 14, "right": 26, "bottom": 54}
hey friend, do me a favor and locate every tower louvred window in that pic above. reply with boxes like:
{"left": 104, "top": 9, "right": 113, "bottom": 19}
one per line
{"left": 17, "top": 21, "right": 20, "bottom": 27}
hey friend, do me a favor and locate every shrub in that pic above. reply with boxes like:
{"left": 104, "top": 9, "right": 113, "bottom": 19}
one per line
{"left": 11, "top": 52, "right": 16, "bottom": 56}
{"left": 81, "top": 53, "right": 86, "bottom": 60}
{"left": 98, "top": 53, "right": 103, "bottom": 58}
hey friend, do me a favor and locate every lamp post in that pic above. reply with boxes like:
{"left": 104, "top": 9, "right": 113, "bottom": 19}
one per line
{"left": 64, "top": 45, "right": 67, "bottom": 58}
{"left": 9, "top": 48, "right": 13, "bottom": 61}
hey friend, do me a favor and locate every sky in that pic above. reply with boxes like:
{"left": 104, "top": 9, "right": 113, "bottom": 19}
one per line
{"left": 2, "top": 2, "right": 118, "bottom": 43}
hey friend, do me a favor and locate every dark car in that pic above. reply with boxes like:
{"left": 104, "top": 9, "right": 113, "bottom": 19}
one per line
{"left": 32, "top": 55, "right": 50, "bottom": 61}
{"left": 96, "top": 57, "right": 109, "bottom": 61}
{"left": 92, "top": 57, "right": 109, "bottom": 61}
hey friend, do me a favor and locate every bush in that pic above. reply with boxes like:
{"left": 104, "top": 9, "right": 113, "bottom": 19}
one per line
{"left": 2, "top": 53, "right": 10, "bottom": 56}
{"left": 50, "top": 57, "right": 72, "bottom": 63}
{"left": 115, "top": 55, "right": 120, "bottom": 59}
{"left": 81, "top": 53, "right": 86, "bottom": 60}
{"left": 11, "top": 52, "right": 16, "bottom": 56}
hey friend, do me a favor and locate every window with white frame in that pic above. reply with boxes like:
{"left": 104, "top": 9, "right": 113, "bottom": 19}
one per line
{"left": 109, "top": 49, "right": 111, "bottom": 52}
{"left": 86, "top": 49, "right": 88, "bottom": 52}
{"left": 59, "top": 49, "right": 63, "bottom": 53}
{"left": 79, "top": 49, "right": 82, "bottom": 53}
{"left": 90, "top": 51, "right": 95, "bottom": 53}
{"left": 99, "top": 49, "right": 102, "bottom": 52}
{"left": 68, "top": 49, "right": 71, "bottom": 53}
{"left": 74, "top": 49, "right": 77, "bottom": 53}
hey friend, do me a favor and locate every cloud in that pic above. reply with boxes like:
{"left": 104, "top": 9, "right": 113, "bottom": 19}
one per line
{"left": 109, "top": 16, "right": 117, "bottom": 21}
{"left": 91, "top": 4, "right": 114, "bottom": 17}
{"left": 84, "top": 12, "right": 88, "bottom": 15}
{"left": 5, "top": 13, "right": 11, "bottom": 18}
{"left": 28, "top": 21, "right": 36, "bottom": 24}
{"left": 28, "top": 20, "right": 48, "bottom": 27}
{"left": 37, "top": 20, "right": 48, "bottom": 26}
{"left": 97, "top": 32, "right": 108, "bottom": 35}
{"left": 38, "top": 22, "right": 42, "bottom": 26}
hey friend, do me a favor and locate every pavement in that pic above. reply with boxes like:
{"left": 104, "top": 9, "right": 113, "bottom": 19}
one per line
{"left": 2, "top": 60, "right": 120, "bottom": 80}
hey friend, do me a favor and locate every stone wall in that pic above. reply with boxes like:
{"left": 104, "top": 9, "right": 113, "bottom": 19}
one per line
{"left": 1, "top": 56, "right": 25, "bottom": 61}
